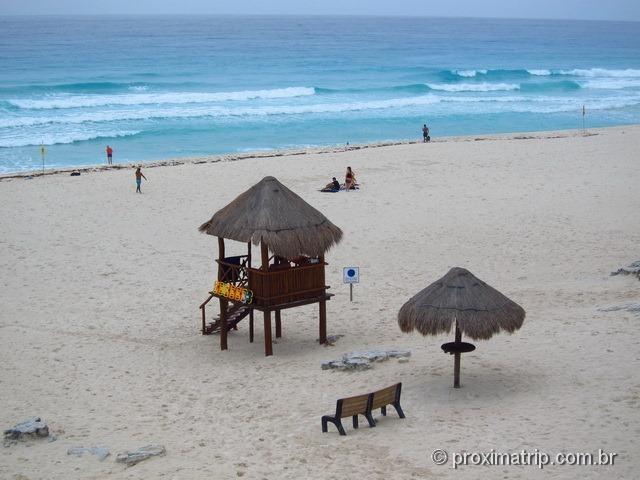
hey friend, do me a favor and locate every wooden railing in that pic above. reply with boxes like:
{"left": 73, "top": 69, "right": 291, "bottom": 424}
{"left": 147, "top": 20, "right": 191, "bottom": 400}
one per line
{"left": 216, "top": 255, "right": 249, "bottom": 287}
{"left": 248, "top": 262, "right": 327, "bottom": 307}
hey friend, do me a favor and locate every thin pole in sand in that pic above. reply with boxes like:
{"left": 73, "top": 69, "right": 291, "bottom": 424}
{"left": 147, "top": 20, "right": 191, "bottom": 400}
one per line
{"left": 40, "top": 143, "right": 46, "bottom": 175}
{"left": 453, "top": 322, "right": 462, "bottom": 388}
{"left": 582, "top": 105, "right": 586, "bottom": 135}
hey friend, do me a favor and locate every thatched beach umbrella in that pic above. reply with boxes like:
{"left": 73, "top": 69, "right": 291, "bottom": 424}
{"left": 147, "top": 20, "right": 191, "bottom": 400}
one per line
{"left": 199, "top": 176, "right": 342, "bottom": 259}
{"left": 398, "top": 267, "right": 525, "bottom": 388}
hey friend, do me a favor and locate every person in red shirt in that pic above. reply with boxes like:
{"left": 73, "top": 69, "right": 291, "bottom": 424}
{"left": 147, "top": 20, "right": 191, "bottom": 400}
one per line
{"left": 106, "top": 145, "right": 113, "bottom": 165}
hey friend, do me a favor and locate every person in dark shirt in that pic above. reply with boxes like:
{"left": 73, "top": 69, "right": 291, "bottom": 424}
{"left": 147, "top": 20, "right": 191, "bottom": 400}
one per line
{"left": 321, "top": 177, "right": 341, "bottom": 192}
{"left": 422, "top": 124, "right": 430, "bottom": 142}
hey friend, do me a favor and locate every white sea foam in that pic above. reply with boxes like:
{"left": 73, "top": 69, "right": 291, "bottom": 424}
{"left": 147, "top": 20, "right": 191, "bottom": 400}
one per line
{"left": 7, "top": 87, "right": 316, "bottom": 110}
{"left": 427, "top": 82, "right": 520, "bottom": 92}
{"left": 0, "top": 130, "right": 141, "bottom": 148}
{"left": 582, "top": 78, "right": 640, "bottom": 89}
{"left": 0, "top": 96, "right": 444, "bottom": 128}
{"left": 527, "top": 69, "right": 552, "bottom": 76}
{"left": 452, "top": 69, "right": 488, "bottom": 77}
{"left": 557, "top": 68, "right": 640, "bottom": 78}
{"left": 2, "top": 93, "right": 639, "bottom": 130}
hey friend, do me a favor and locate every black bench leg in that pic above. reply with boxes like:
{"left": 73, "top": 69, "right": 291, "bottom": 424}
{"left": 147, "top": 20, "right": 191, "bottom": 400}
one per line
{"left": 393, "top": 401, "right": 406, "bottom": 419}
{"left": 365, "top": 412, "right": 376, "bottom": 427}
{"left": 321, "top": 416, "right": 347, "bottom": 435}
{"left": 381, "top": 406, "right": 387, "bottom": 416}
{"left": 353, "top": 415, "right": 358, "bottom": 429}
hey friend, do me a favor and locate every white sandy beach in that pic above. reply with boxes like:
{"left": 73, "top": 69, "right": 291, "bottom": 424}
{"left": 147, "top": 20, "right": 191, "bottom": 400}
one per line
{"left": 1, "top": 125, "right": 639, "bottom": 479}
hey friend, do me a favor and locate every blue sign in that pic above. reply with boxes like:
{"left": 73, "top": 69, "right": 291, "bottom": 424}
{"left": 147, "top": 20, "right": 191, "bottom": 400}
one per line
{"left": 343, "top": 267, "right": 360, "bottom": 283}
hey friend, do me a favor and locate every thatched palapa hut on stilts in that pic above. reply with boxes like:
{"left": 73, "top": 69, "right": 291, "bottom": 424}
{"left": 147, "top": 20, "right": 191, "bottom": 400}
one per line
{"left": 398, "top": 267, "right": 525, "bottom": 388}
{"left": 199, "top": 176, "right": 343, "bottom": 356}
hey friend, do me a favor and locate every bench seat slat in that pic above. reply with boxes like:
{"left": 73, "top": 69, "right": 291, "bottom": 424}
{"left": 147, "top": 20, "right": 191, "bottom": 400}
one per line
{"left": 340, "top": 394, "right": 370, "bottom": 417}
{"left": 371, "top": 387, "right": 397, "bottom": 409}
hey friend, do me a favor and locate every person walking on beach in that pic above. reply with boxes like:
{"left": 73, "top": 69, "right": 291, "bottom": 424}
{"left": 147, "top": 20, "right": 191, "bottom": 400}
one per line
{"left": 422, "top": 124, "right": 430, "bottom": 143}
{"left": 135, "top": 166, "right": 147, "bottom": 193}
{"left": 106, "top": 145, "right": 113, "bottom": 165}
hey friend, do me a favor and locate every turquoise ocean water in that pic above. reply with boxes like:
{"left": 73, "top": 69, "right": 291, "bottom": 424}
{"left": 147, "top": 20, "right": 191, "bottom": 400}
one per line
{"left": 0, "top": 15, "right": 639, "bottom": 173}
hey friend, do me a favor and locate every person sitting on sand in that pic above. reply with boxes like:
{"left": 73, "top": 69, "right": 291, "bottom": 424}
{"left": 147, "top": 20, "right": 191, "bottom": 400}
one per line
{"left": 345, "top": 167, "right": 356, "bottom": 191}
{"left": 321, "top": 177, "right": 341, "bottom": 192}
{"left": 135, "top": 167, "right": 147, "bottom": 194}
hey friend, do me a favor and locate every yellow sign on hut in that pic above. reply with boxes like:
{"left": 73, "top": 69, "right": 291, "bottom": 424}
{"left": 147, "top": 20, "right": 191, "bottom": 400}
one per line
{"left": 213, "top": 281, "right": 253, "bottom": 305}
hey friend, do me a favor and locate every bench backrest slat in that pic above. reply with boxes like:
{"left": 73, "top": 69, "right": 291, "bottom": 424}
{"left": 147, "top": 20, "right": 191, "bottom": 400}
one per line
{"left": 338, "top": 393, "right": 370, "bottom": 418}
{"left": 371, "top": 384, "right": 400, "bottom": 410}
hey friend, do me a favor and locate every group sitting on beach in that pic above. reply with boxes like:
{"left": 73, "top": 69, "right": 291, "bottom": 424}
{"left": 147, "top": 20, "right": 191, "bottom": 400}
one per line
{"left": 321, "top": 167, "right": 358, "bottom": 192}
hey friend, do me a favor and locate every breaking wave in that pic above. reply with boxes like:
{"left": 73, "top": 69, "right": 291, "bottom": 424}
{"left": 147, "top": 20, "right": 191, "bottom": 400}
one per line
{"left": 6, "top": 87, "right": 316, "bottom": 110}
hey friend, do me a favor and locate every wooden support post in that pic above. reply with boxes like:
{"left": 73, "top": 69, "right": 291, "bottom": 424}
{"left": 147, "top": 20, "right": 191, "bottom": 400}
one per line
{"left": 319, "top": 255, "right": 327, "bottom": 344}
{"left": 217, "top": 237, "right": 226, "bottom": 279}
{"left": 249, "top": 310, "right": 254, "bottom": 343}
{"left": 275, "top": 310, "right": 282, "bottom": 338}
{"left": 260, "top": 241, "right": 273, "bottom": 356}
{"left": 319, "top": 299, "right": 327, "bottom": 345}
{"left": 201, "top": 305, "right": 206, "bottom": 335}
{"left": 453, "top": 323, "right": 462, "bottom": 388}
{"left": 261, "top": 242, "right": 269, "bottom": 271}
{"left": 220, "top": 298, "right": 228, "bottom": 351}
{"left": 264, "top": 310, "right": 273, "bottom": 356}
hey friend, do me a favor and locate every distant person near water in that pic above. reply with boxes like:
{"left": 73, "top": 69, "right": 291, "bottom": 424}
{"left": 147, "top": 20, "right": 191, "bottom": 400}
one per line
{"left": 135, "top": 167, "right": 147, "bottom": 193}
{"left": 422, "top": 124, "right": 430, "bottom": 143}
{"left": 106, "top": 145, "right": 113, "bottom": 165}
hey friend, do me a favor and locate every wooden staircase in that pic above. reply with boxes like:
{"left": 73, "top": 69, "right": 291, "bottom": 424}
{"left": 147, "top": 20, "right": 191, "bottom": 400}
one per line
{"left": 203, "top": 302, "right": 251, "bottom": 335}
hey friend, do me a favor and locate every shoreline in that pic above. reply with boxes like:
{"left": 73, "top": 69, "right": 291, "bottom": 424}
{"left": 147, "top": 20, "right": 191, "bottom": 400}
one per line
{"left": 0, "top": 124, "right": 625, "bottom": 181}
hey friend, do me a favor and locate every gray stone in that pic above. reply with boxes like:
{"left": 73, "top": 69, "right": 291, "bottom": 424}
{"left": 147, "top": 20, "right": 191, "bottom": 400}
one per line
{"left": 323, "top": 334, "right": 344, "bottom": 346}
{"left": 116, "top": 445, "right": 166, "bottom": 466}
{"left": 67, "top": 446, "right": 110, "bottom": 461}
{"left": 611, "top": 261, "right": 640, "bottom": 279}
{"left": 599, "top": 303, "right": 640, "bottom": 313}
{"left": 4, "top": 417, "right": 49, "bottom": 440}
{"left": 322, "top": 348, "right": 411, "bottom": 371}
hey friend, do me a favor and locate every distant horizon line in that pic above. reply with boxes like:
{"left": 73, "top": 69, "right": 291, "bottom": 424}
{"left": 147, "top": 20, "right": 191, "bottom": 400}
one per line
{"left": 0, "top": 13, "right": 639, "bottom": 23}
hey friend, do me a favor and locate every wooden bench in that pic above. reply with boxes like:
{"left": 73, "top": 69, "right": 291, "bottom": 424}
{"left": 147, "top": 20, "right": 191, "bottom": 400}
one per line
{"left": 321, "top": 383, "right": 405, "bottom": 436}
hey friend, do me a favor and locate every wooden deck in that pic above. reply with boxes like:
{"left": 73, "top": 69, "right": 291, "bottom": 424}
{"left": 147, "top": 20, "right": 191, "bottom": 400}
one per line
{"left": 248, "top": 262, "right": 327, "bottom": 307}
{"left": 214, "top": 256, "right": 328, "bottom": 309}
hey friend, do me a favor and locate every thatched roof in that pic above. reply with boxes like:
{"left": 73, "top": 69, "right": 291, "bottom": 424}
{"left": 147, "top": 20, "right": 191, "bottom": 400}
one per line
{"left": 397, "top": 267, "right": 525, "bottom": 340}
{"left": 199, "top": 176, "right": 343, "bottom": 258}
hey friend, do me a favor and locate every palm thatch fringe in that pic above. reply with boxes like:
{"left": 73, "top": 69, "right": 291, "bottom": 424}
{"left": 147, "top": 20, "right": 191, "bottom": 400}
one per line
{"left": 199, "top": 176, "right": 343, "bottom": 258}
{"left": 397, "top": 267, "right": 525, "bottom": 340}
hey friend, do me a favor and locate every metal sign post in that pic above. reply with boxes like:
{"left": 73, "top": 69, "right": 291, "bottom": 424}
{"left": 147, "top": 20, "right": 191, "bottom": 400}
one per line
{"left": 40, "top": 143, "right": 46, "bottom": 175}
{"left": 343, "top": 267, "right": 359, "bottom": 302}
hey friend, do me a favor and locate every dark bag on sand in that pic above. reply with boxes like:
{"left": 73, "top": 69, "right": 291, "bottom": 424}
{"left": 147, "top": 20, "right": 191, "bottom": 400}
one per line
{"left": 426, "top": 136, "right": 431, "bottom": 142}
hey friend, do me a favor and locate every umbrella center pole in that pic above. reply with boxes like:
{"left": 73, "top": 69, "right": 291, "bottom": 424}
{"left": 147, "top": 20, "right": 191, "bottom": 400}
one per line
{"left": 454, "top": 324, "right": 462, "bottom": 388}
